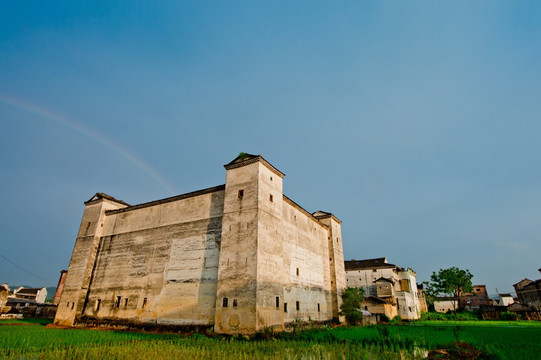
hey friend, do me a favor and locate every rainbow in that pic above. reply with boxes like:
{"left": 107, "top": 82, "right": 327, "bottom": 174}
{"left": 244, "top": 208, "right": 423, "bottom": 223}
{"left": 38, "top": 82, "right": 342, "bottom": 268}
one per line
{"left": 0, "top": 94, "right": 178, "bottom": 195}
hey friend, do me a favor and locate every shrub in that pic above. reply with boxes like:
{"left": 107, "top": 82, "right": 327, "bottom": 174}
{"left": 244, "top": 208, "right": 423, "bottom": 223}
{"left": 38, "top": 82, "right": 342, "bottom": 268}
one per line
{"left": 420, "top": 311, "right": 480, "bottom": 321}
{"left": 339, "top": 287, "right": 365, "bottom": 325}
{"left": 379, "top": 314, "right": 390, "bottom": 323}
{"left": 453, "top": 312, "right": 480, "bottom": 321}
{"left": 389, "top": 316, "right": 401, "bottom": 325}
{"left": 420, "top": 311, "right": 447, "bottom": 321}
{"left": 500, "top": 311, "right": 521, "bottom": 321}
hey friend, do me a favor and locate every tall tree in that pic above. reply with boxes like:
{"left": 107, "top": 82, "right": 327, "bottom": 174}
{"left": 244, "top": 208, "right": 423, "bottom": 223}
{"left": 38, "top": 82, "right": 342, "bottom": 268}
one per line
{"left": 423, "top": 267, "right": 473, "bottom": 313}
{"left": 340, "top": 287, "right": 365, "bottom": 325}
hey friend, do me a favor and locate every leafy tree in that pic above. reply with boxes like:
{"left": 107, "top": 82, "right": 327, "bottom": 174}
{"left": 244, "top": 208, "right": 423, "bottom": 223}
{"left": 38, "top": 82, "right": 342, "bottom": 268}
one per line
{"left": 339, "top": 287, "right": 365, "bottom": 325}
{"left": 423, "top": 267, "right": 473, "bottom": 313}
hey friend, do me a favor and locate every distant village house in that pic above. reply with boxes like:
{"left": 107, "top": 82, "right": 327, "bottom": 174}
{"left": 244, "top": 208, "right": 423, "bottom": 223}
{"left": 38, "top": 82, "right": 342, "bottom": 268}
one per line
{"left": 460, "top": 285, "right": 491, "bottom": 311}
{"left": 513, "top": 269, "right": 541, "bottom": 311}
{"left": 12, "top": 287, "right": 47, "bottom": 303}
{"left": 434, "top": 298, "right": 458, "bottom": 313}
{"left": 344, "top": 257, "right": 426, "bottom": 320}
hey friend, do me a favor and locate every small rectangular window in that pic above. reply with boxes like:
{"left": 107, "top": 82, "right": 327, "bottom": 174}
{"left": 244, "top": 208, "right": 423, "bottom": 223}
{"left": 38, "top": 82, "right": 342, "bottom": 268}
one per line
{"left": 71, "top": 302, "right": 75, "bottom": 310}
{"left": 222, "top": 298, "right": 228, "bottom": 307}
{"left": 233, "top": 299, "right": 238, "bottom": 307}
{"left": 284, "top": 303, "right": 287, "bottom": 313}
{"left": 296, "top": 301, "right": 300, "bottom": 311}
{"left": 317, "top": 303, "right": 320, "bottom": 312}
{"left": 238, "top": 189, "right": 244, "bottom": 198}
{"left": 400, "top": 279, "right": 409, "bottom": 291}
{"left": 269, "top": 194, "right": 273, "bottom": 202}
{"left": 115, "top": 296, "right": 121, "bottom": 308}
{"left": 142, "top": 298, "right": 148, "bottom": 308}
{"left": 95, "top": 299, "right": 101, "bottom": 311}
{"left": 276, "top": 296, "right": 280, "bottom": 308}
{"left": 296, "top": 268, "right": 299, "bottom": 276}
{"left": 124, "top": 298, "right": 128, "bottom": 307}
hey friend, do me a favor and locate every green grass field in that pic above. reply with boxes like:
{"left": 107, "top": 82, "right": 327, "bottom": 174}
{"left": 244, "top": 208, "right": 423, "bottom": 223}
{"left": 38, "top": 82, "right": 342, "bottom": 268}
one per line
{"left": 1, "top": 319, "right": 540, "bottom": 359}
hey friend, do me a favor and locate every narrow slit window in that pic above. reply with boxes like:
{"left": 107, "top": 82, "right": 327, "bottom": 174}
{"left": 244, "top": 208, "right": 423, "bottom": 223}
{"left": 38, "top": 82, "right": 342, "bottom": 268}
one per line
{"left": 238, "top": 189, "right": 244, "bottom": 198}
{"left": 222, "top": 298, "right": 228, "bottom": 307}
{"left": 96, "top": 299, "right": 101, "bottom": 311}
{"left": 275, "top": 296, "right": 280, "bottom": 308}
{"left": 142, "top": 298, "right": 148, "bottom": 308}
{"left": 269, "top": 194, "right": 273, "bottom": 202}
{"left": 284, "top": 303, "right": 288, "bottom": 313}
{"left": 317, "top": 303, "right": 320, "bottom": 312}
{"left": 296, "top": 301, "right": 300, "bottom": 311}
{"left": 296, "top": 268, "right": 299, "bottom": 276}
{"left": 124, "top": 298, "right": 128, "bottom": 307}
{"left": 71, "top": 302, "right": 75, "bottom": 310}
{"left": 115, "top": 296, "right": 121, "bottom": 308}
{"left": 233, "top": 299, "right": 238, "bottom": 307}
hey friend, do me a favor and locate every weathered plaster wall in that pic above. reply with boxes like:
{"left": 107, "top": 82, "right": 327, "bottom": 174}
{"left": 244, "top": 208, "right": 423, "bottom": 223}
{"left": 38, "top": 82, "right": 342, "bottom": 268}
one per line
{"left": 53, "top": 270, "right": 67, "bottom": 306}
{"left": 362, "top": 300, "right": 398, "bottom": 319}
{"left": 397, "top": 270, "right": 421, "bottom": 319}
{"left": 264, "top": 195, "right": 333, "bottom": 326}
{"left": 0, "top": 289, "right": 8, "bottom": 310}
{"left": 82, "top": 190, "right": 224, "bottom": 326}
{"left": 434, "top": 300, "right": 457, "bottom": 313}
{"left": 279, "top": 203, "right": 333, "bottom": 324}
{"left": 346, "top": 268, "right": 397, "bottom": 290}
{"left": 320, "top": 216, "right": 345, "bottom": 320}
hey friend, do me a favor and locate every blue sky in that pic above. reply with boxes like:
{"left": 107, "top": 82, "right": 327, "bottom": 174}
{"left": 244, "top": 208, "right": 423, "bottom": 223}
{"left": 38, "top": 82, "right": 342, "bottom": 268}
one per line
{"left": 1, "top": 1, "right": 540, "bottom": 296}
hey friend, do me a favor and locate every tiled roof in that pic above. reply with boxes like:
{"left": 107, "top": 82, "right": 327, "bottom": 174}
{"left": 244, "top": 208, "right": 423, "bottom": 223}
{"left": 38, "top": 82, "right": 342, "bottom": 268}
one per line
{"left": 224, "top": 153, "right": 285, "bottom": 178}
{"left": 7, "top": 297, "right": 38, "bottom": 305}
{"left": 15, "top": 288, "right": 41, "bottom": 295}
{"left": 374, "top": 277, "right": 394, "bottom": 283}
{"left": 312, "top": 211, "right": 331, "bottom": 217}
{"left": 344, "top": 257, "right": 397, "bottom": 270}
{"left": 105, "top": 185, "right": 225, "bottom": 215}
{"left": 363, "top": 296, "right": 389, "bottom": 304}
{"left": 312, "top": 211, "right": 342, "bottom": 224}
{"left": 85, "top": 193, "right": 130, "bottom": 206}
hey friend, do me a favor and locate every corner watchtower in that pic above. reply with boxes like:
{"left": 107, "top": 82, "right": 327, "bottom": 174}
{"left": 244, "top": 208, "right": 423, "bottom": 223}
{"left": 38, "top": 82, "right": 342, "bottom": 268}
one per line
{"left": 54, "top": 193, "right": 128, "bottom": 326}
{"left": 214, "top": 153, "right": 285, "bottom": 334}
